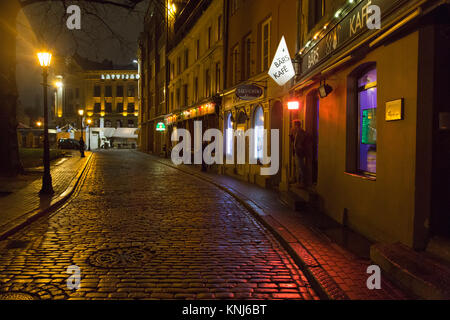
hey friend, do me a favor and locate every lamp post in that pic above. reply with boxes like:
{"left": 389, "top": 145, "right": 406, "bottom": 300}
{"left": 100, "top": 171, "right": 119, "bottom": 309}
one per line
{"left": 37, "top": 51, "right": 54, "bottom": 195}
{"left": 78, "top": 109, "right": 84, "bottom": 139}
{"left": 87, "top": 119, "right": 92, "bottom": 151}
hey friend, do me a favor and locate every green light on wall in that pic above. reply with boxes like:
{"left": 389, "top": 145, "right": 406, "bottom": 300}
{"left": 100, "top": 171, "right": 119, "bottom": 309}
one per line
{"left": 156, "top": 122, "right": 166, "bottom": 132}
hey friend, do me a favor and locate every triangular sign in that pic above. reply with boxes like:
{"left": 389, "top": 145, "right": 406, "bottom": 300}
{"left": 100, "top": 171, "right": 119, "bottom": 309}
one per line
{"left": 268, "top": 36, "right": 295, "bottom": 86}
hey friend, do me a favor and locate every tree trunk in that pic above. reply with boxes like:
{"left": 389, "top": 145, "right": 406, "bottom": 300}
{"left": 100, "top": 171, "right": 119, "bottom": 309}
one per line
{"left": 0, "top": 0, "right": 22, "bottom": 176}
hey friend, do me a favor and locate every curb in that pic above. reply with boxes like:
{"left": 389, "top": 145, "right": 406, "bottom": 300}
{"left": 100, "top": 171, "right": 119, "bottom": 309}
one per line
{"left": 140, "top": 151, "right": 349, "bottom": 300}
{"left": 0, "top": 153, "right": 94, "bottom": 241}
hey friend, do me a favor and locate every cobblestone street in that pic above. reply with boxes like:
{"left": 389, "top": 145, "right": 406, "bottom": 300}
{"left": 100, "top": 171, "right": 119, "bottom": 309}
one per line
{"left": 0, "top": 150, "right": 318, "bottom": 300}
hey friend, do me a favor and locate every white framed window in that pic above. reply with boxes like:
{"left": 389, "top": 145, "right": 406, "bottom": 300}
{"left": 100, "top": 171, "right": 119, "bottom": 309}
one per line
{"left": 253, "top": 106, "right": 264, "bottom": 160}
{"left": 261, "top": 18, "right": 271, "bottom": 71}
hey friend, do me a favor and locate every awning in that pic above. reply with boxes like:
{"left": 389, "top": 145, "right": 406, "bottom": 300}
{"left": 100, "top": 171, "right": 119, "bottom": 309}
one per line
{"left": 112, "top": 128, "right": 138, "bottom": 139}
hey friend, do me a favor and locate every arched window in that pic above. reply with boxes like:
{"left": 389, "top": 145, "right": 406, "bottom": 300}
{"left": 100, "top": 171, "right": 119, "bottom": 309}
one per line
{"left": 253, "top": 106, "right": 264, "bottom": 160}
{"left": 225, "top": 112, "right": 233, "bottom": 157}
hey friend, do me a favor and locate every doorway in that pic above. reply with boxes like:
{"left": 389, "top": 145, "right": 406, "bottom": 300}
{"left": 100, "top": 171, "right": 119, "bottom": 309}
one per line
{"left": 306, "top": 90, "right": 320, "bottom": 185}
{"left": 271, "top": 101, "right": 283, "bottom": 186}
{"left": 430, "top": 19, "right": 450, "bottom": 238}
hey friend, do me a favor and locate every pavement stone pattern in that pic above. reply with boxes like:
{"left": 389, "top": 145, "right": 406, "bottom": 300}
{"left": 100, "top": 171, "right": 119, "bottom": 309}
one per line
{"left": 0, "top": 150, "right": 318, "bottom": 300}
{"left": 0, "top": 151, "right": 90, "bottom": 231}
{"left": 149, "top": 153, "right": 408, "bottom": 300}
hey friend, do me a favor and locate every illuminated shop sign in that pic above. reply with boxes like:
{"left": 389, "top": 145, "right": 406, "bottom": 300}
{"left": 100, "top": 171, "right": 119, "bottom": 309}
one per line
{"left": 156, "top": 122, "right": 166, "bottom": 132}
{"left": 300, "top": 0, "right": 408, "bottom": 76}
{"left": 236, "top": 84, "right": 263, "bottom": 100}
{"left": 101, "top": 74, "right": 140, "bottom": 80}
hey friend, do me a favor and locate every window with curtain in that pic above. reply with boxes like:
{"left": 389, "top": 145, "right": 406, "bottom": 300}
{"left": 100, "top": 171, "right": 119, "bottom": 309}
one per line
{"left": 253, "top": 106, "right": 264, "bottom": 161}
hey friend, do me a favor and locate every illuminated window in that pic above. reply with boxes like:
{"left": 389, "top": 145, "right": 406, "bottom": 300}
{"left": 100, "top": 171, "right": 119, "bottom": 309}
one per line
{"left": 225, "top": 112, "right": 233, "bottom": 157}
{"left": 253, "top": 106, "right": 264, "bottom": 161}
{"left": 357, "top": 68, "right": 377, "bottom": 174}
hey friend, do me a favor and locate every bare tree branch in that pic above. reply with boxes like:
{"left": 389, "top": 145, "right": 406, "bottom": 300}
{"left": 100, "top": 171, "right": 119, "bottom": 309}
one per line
{"left": 19, "top": 0, "right": 147, "bottom": 10}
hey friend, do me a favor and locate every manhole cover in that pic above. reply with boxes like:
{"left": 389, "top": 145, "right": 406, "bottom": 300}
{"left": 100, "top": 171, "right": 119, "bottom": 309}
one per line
{"left": 88, "top": 247, "right": 155, "bottom": 268}
{"left": 0, "top": 283, "right": 68, "bottom": 300}
{"left": 0, "top": 292, "right": 37, "bottom": 300}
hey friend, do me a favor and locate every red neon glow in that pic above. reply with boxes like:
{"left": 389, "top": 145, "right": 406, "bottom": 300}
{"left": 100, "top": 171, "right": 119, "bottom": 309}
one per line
{"left": 287, "top": 101, "right": 300, "bottom": 110}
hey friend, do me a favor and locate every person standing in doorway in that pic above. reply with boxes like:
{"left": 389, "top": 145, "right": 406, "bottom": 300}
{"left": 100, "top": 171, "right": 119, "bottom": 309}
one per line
{"left": 290, "top": 120, "right": 311, "bottom": 187}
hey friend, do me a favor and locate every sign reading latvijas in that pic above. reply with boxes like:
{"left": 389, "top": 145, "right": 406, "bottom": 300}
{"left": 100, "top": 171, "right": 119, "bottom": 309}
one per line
{"left": 268, "top": 36, "right": 296, "bottom": 86}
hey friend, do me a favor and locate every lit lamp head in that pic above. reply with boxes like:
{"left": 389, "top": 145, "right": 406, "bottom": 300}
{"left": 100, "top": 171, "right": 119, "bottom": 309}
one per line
{"left": 78, "top": 109, "right": 84, "bottom": 116}
{"left": 287, "top": 100, "right": 300, "bottom": 110}
{"left": 37, "top": 51, "right": 52, "bottom": 68}
{"left": 36, "top": 121, "right": 42, "bottom": 127}
{"left": 87, "top": 119, "right": 92, "bottom": 125}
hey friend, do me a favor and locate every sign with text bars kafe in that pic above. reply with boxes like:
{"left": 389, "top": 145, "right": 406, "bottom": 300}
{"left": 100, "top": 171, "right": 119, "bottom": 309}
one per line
{"left": 269, "top": 36, "right": 296, "bottom": 86}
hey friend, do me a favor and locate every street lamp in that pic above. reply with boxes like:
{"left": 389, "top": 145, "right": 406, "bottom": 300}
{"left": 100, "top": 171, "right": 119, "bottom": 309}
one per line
{"left": 78, "top": 109, "right": 85, "bottom": 141}
{"left": 87, "top": 119, "right": 92, "bottom": 151}
{"left": 36, "top": 121, "right": 42, "bottom": 128}
{"left": 37, "top": 51, "right": 54, "bottom": 195}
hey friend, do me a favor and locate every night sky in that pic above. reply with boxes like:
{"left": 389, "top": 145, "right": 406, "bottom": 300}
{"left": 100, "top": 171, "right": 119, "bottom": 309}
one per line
{"left": 16, "top": 0, "right": 150, "bottom": 115}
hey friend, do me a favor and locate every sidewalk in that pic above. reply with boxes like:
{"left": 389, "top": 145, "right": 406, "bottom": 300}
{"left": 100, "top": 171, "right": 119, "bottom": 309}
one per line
{"left": 0, "top": 151, "right": 92, "bottom": 239}
{"left": 144, "top": 152, "right": 409, "bottom": 300}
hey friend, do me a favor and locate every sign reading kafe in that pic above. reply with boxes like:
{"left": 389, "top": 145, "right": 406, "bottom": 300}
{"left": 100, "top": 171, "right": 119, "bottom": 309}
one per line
{"left": 269, "top": 36, "right": 296, "bottom": 86}
{"left": 236, "top": 84, "right": 264, "bottom": 101}
{"left": 301, "top": 0, "right": 407, "bottom": 76}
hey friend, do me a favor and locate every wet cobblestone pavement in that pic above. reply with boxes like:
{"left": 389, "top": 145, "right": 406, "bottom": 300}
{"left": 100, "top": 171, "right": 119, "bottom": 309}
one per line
{"left": 0, "top": 150, "right": 319, "bottom": 300}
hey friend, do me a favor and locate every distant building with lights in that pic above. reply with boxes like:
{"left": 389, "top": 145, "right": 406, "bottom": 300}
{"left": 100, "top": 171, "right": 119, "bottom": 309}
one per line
{"left": 52, "top": 54, "right": 140, "bottom": 148}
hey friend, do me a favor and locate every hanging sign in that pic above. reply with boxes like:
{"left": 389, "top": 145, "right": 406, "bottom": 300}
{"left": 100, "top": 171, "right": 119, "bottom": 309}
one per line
{"left": 236, "top": 84, "right": 263, "bottom": 100}
{"left": 156, "top": 122, "right": 166, "bottom": 132}
{"left": 268, "top": 36, "right": 296, "bottom": 86}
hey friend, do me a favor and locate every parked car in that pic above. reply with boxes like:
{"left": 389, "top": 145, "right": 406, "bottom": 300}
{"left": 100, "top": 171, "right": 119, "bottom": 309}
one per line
{"left": 58, "top": 138, "right": 85, "bottom": 150}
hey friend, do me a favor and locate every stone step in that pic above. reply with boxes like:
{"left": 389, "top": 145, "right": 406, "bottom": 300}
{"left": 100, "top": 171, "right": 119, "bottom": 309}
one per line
{"left": 427, "top": 236, "right": 450, "bottom": 264}
{"left": 371, "top": 242, "right": 450, "bottom": 299}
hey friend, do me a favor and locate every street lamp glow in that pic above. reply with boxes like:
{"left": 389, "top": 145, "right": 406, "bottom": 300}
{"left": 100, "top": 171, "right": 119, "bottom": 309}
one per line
{"left": 36, "top": 121, "right": 42, "bottom": 127}
{"left": 54, "top": 81, "right": 63, "bottom": 88}
{"left": 78, "top": 109, "right": 84, "bottom": 116}
{"left": 168, "top": 2, "right": 176, "bottom": 16}
{"left": 87, "top": 119, "right": 92, "bottom": 125}
{"left": 37, "top": 51, "right": 52, "bottom": 67}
